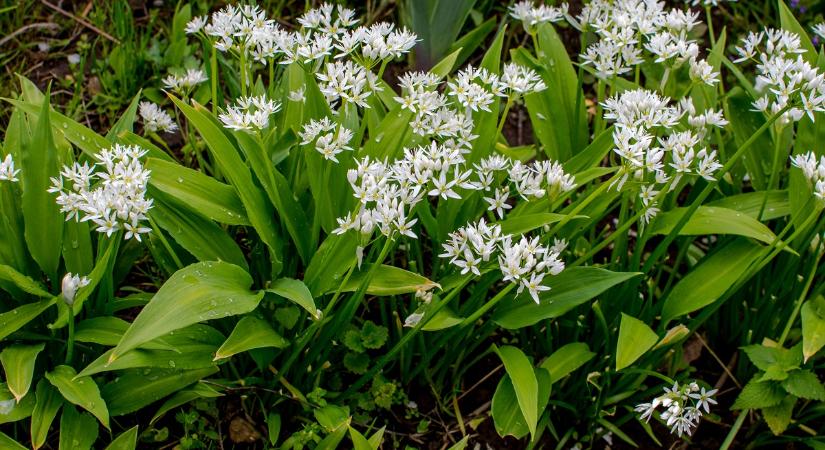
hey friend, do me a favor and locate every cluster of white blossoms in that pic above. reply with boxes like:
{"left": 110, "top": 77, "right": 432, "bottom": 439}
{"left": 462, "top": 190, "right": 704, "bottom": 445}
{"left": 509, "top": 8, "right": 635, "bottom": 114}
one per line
{"left": 602, "top": 89, "right": 726, "bottom": 222}
{"left": 791, "top": 151, "right": 825, "bottom": 201}
{"left": 162, "top": 68, "right": 208, "bottom": 95}
{"left": 635, "top": 381, "right": 717, "bottom": 438}
{"left": 814, "top": 23, "right": 825, "bottom": 42}
{"left": 574, "top": 0, "right": 718, "bottom": 84}
{"left": 299, "top": 117, "right": 354, "bottom": 163}
{"left": 0, "top": 154, "right": 19, "bottom": 182}
{"left": 219, "top": 95, "right": 281, "bottom": 132}
{"left": 439, "top": 219, "right": 567, "bottom": 303}
{"left": 49, "top": 144, "right": 153, "bottom": 241}
{"left": 60, "top": 272, "right": 90, "bottom": 306}
{"left": 139, "top": 102, "right": 178, "bottom": 134}
{"left": 687, "top": 0, "right": 737, "bottom": 6}
{"left": 509, "top": 1, "right": 568, "bottom": 33}
{"left": 733, "top": 29, "right": 825, "bottom": 124}
{"left": 317, "top": 60, "right": 380, "bottom": 109}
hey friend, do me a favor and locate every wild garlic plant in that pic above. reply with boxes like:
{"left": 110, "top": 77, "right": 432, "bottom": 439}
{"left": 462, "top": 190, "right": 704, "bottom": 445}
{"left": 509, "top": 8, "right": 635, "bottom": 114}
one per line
{"left": 635, "top": 381, "right": 718, "bottom": 437}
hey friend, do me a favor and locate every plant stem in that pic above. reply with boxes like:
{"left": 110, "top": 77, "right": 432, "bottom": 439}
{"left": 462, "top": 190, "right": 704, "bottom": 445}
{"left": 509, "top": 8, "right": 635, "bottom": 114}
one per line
{"left": 497, "top": 97, "right": 514, "bottom": 140}
{"left": 65, "top": 309, "right": 76, "bottom": 364}
{"left": 458, "top": 283, "right": 516, "bottom": 328}
{"left": 210, "top": 46, "right": 218, "bottom": 114}
{"left": 719, "top": 412, "right": 746, "bottom": 450}
{"left": 777, "top": 246, "right": 821, "bottom": 346}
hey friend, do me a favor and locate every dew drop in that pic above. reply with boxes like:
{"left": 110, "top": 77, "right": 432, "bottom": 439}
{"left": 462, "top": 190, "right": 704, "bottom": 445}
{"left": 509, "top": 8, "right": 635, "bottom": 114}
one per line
{"left": 168, "top": 360, "right": 176, "bottom": 368}
{"left": 62, "top": 123, "right": 68, "bottom": 129}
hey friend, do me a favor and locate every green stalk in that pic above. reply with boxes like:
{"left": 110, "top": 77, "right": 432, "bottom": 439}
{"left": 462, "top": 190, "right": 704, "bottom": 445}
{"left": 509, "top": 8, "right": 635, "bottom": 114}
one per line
{"left": 65, "top": 309, "right": 76, "bottom": 364}
{"left": 757, "top": 123, "right": 784, "bottom": 220}
{"left": 239, "top": 48, "right": 248, "bottom": 98}
{"left": 457, "top": 283, "right": 516, "bottom": 328}
{"left": 210, "top": 46, "right": 219, "bottom": 114}
{"left": 719, "top": 412, "right": 746, "bottom": 450}
{"left": 547, "top": 173, "right": 617, "bottom": 237}
{"left": 497, "top": 97, "right": 514, "bottom": 140}
{"left": 777, "top": 245, "right": 821, "bottom": 346}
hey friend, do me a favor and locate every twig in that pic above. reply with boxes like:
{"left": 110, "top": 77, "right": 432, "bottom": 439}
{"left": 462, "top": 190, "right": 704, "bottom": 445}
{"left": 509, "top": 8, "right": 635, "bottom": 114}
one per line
{"left": 0, "top": 22, "right": 59, "bottom": 47}
{"left": 696, "top": 333, "right": 741, "bottom": 388}
{"left": 40, "top": 0, "right": 120, "bottom": 44}
{"left": 456, "top": 364, "right": 503, "bottom": 401}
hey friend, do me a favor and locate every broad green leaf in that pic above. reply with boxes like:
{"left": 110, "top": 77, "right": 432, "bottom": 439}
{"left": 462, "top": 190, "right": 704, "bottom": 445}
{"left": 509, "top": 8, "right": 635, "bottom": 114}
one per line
{"left": 348, "top": 426, "right": 372, "bottom": 450}
{"left": 267, "top": 413, "right": 281, "bottom": 445}
{"left": 0, "top": 343, "right": 44, "bottom": 401}
{"left": 6, "top": 99, "right": 110, "bottom": 158}
{"left": 725, "top": 88, "right": 772, "bottom": 189}
{"left": 21, "top": 94, "right": 63, "bottom": 277}
{"left": 564, "top": 126, "right": 614, "bottom": 174}
{"left": 491, "top": 374, "right": 529, "bottom": 439}
{"left": 0, "top": 264, "right": 51, "bottom": 297}
{"left": 0, "top": 298, "right": 55, "bottom": 341}
{"left": 540, "top": 343, "right": 595, "bottom": 384}
{"left": 616, "top": 314, "right": 659, "bottom": 371}
{"left": 778, "top": 0, "right": 816, "bottom": 62}
{"left": 781, "top": 370, "right": 825, "bottom": 401}
{"left": 421, "top": 307, "right": 463, "bottom": 331}
{"left": 763, "top": 395, "right": 796, "bottom": 436}
{"left": 145, "top": 158, "right": 249, "bottom": 225}
{"left": 732, "top": 379, "right": 785, "bottom": 410}
{"left": 494, "top": 345, "right": 538, "bottom": 438}
{"left": 448, "top": 17, "right": 497, "bottom": 73}
{"left": 650, "top": 206, "right": 779, "bottom": 244}
{"left": 168, "top": 96, "right": 282, "bottom": 265}
{"left": 114, "top": 131, "right": 174, "bottom": 162}
{"left": 367, "top": 426, "right": 385, "bottom": 450}
{"left": 58, "top": 406, "right": 98, "bottom": 450}
{"left": 661, "top": 239, "right": 763, "bottom": 323}
{"left": 233, "top": 131, "right": 313, "bottom": 263}
{"left": 45, "top": 366, "right": 108, "bottom": 428}
{"left": 305, "top": 234, "right": 357, "bottom": 296}
{"left": 447, "top": 437, "right": 470, "bottom": 450}
{"left": 0, "top": 430, "right": 27, "bottom": 450}
{"left": 707, "top": 191, "right": 789, "bottom": 221}
{"left": 78, "top": 340, "right": 218, "bottom": 377}
{"left": 315, "top": 405, "right": 350, "bottom": 432}
{"left": 408, "top": 0, "right": 475, "bottom": 68}
{"left": 150, "top": 193, "right": 247, "bottom": 269}
{"left": 493, "top": 268, "right": 641, "bottom": 329}
{"left": 801, "top": 298, "right": 825, "bottom": 362}
{"left": 429, "top": 48, "right": 463, "bottom": 79}
{"left": 104, "top": 425, "right": 138, "bottom": 450}
{"left": 742, "top": 345, "right": 800, "bottom": 373}
{"left": 336, "top": 264, "right": 439, "bottom": 296}
{"left": 31, "top": 380, "right": 62, "bottom": 450}
{"left": 268, "top": 278, "right": 318, "bottom": 319}
{"left": 0, "top": 385, "right": 34, "bottom": 424}
{"left": 102, "top": 367, "right": 218, "bottom": 416}
{"left": 214, "top": 316, "right": 288, "bottom": 360}
{"left": 150, "top": 381, "right": 222, "bottom": 424}
{"left": 110, "top": 261, "right": 261, "bottom": 360}
{"left": 316, "top": 427, "right": 347, "bottom": 450}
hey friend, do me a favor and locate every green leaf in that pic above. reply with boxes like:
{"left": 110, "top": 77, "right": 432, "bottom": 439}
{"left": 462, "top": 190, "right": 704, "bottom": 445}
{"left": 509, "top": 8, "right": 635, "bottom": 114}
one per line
{"left": 58, "top": 406, "right": 98, "bottom": 450}
{"left": 45, "top": 366, "right": 109, "bottom": 428}
{"left": 0, "top": 264, "right": 52, "bottom": 297}
{"left": 540, "top": 343, "right": 595, "bottom": 384}
{"left": 0, "top": 430, "right": 27, "bottom": 450}
{"left": 20, "top": 94, "right": 63, "bottom": 276}
{"left": 650, "top": 206, "right": 779, "bottom": 244}
{"left": 145, "top": 158, "right": 249, "bottom": 225}
{"left": 106, "top": 91, "right": 141, "bottom": 139}
{"left": 348, "top": 426, "right": 372, "bottom": 450}
{"left": 305, "top": 234, "right": 357, "bottom": 297}
{"left": 493, "top": 268, "right": 641, "bottom": 329}
{"left": 367, "top": 426, "right": 385, "bottom": 450}
{"left": 335, "top": 264, "right": 440, "bottom": 296}
{"left": 78, "top": 338, "right": 218, "bottom": 378}
{"left": 266, "top": 413, "right": 281, "bottom": 445}
{"left": 150, "top": 382, "right": 222, "bottom": 424}
{"left": 421, "top": 306, "right": 464, "bottom": 331}
{"left": 102, "top": 367, "right": 218, "bottom": 416}
{"left": 31, "top": 380, "right": 62, "bottom": 450}
{"left": 661, "top": 239, "right": 763, "bottom": 323}
{"left": 763, "top": 395, "right": 796, "bottom": 436}
{"left": 494, "top": 345, "right": 538, "bottom": 438}
{"left": 732, "top": 379, "right": 785, "bottom": 410}
{"left": 6, "top": 99, "right": 110, "bottom": 158}
{"left": 150, "top": 193, "right": 247, "bottom": 270}
{"left": 742, "top": 345, "right": 800, "bottom": 373}
{"left": 315, "top": 405, "right": 350, "bottom": 432}
{"left": 168, "top": 96, "right": 282, "bottom": 265}
{"left": 564, "top": 126, "right": 614, "bottom": 174}
{"left": 0, "top": 343, "right": 44, "bottom": 401}
{"left": 429, "top": 48, "right": 463, "bottom": 79}
{"left": 448, "top": 17, "right": 496, "bottom": 69}
{"left": 781, "top": 370, "right": 825, "bottom": 401}
{"left": 801, "top": 298, "right": 825, "bottom": 362}
{"left": 267, "top": 278, "right": 319, "bottom": 319}
{"left": 491, "top": 374, "right": 529, "bottom": 439}
{"left": 725, "top": 88, "right": 772, "bottom": 189}
{"left": 0, "top": 385, "right": 34, "bottom": 424}
{"left": 104, "top": 425, "right": 138, "bottom": 450}
{"left": 707, "top": 191, "right": 790, "bottom": 221}
{"left": 616, "top": 314, "right": 659, "bottom": 371}
{"left": 0, "top": 298, "right": 56, "bottom": 341}
{"left": 447, "top": 436, "right": 470, "bottom": 450}
{"left": 215, "top": 316, "right": 288, "bottom": 360}
{"left": 110, "top": 261, "right": 262, "bottom": 361}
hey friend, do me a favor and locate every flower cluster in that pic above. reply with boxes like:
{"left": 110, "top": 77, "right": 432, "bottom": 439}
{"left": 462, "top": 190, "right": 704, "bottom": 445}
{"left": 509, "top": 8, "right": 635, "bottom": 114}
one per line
{"left": 0, "top": 154, "right": 19, "bottom": 182}
{"left": 814, "top": 23, "right": 825, "bottom": 42}
{"left": 316, "top": 60, "right": 380, "bottom": 109}
{"left": 635, "top": 381, "right": 717, "bottom": 437}
{"left": 791, "top": 151, "right": 825, "bottom": 201}
{"left": 219, "top": 95, "right": 281, "bottom": 132}
{"left": 733, "top": 29, "right": 825, "bottom": 124}
{"left": 440, "top": 219, "right": 567, "bottom": 303}
{"left": 162, "top": 68, "right": 208, "bottom": 95}
{"left": 602, "top": 89, "right": 726, "bottom": 222}
{"left": 509, "top": 1, "right": 568, "bottom": 33}
{"left": 139, "top": 102, "right": 178, "bottom": 134}
{"left": 49, "top": 144, "right": 153, "bottom": 241}
{"left": 575, "top": 0, "right": 718, "bottom": 84}
{"left": 299, "top": 118, "right": 354, "bottom": 163}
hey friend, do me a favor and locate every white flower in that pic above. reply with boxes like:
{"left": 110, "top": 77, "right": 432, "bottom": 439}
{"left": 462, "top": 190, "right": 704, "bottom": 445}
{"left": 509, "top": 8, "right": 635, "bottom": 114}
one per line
{"left": 219, "top": 95, "right": 281, "bottom": 132}
{"left": 0, "top": 154, "right": 20, "bottom": 182}
{"left": 139, "top": 102, "right": 178, "bottom": 134}
{"left": 61, "top": 272, "right": 90, "bottom": 306}
{"left": 509, "top": 1, "right": 568, "bottom": 32}
{"left": 636, "top": 380, "right": 716, "bottom": 438}
{"left": 791, "top": 151, "right": 825, "bottom": 202}
{"left": 185, "top": 15, "right": 207, "bottom": 34}
{"left": 163, "top": 68, "right": 208, "bottom": 94}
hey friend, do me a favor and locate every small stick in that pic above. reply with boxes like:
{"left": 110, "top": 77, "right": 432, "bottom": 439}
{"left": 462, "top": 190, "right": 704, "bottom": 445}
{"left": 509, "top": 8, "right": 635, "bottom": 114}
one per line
{"left": 0, "top": 22, "right": 59, "bottom": 47}
{"left": 40, "top": 0, "right": 120, "bottom": 44}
